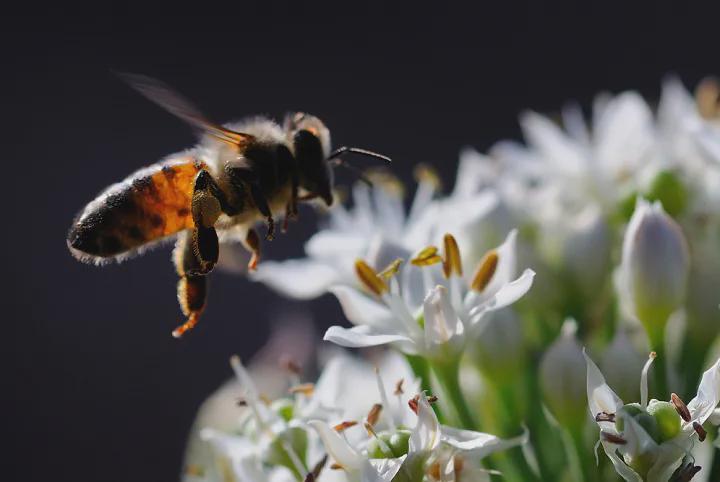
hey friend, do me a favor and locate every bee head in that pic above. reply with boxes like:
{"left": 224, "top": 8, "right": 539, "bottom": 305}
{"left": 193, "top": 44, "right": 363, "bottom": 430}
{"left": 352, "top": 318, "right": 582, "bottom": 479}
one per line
{"left": 285, "top": 112, "right": 334, "bottom": 206}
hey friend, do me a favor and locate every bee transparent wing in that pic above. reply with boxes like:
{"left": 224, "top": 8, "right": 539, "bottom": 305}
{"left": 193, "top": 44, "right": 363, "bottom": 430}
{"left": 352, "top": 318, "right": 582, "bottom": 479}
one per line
{"left": 118, "top": 72, "right": 254, "bottom": 148}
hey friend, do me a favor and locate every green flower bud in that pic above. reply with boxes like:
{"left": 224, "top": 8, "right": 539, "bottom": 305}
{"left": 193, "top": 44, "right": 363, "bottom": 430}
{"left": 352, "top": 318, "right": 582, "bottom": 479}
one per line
{"left": 645, "top": 170, "right": 687, "bottom": 217}
{"left": 367, "top": 430, "right": 412, "bottom": 459}
{"left": 646, "top": 400, "right": 681, "bottom": 442}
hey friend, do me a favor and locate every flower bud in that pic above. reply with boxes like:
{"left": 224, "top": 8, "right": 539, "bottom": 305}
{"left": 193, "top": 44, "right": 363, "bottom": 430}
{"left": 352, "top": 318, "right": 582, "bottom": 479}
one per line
{"left": 469, "top": 308, "right": 525, "bottom": 381}
{"left": 540, "top": 320, "right": 587, "bottom": 426}
{"left": 601, "top": 329, "right": 647, "bottom": 402}
{"left": 619, "top": 198, "right": 689, "bottom": 331}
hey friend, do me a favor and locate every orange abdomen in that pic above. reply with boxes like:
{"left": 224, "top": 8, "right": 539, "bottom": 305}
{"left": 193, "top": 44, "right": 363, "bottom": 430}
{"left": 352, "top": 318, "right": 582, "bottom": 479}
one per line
{"left": 68, "top": 157, "right": 205, "bottom": 263}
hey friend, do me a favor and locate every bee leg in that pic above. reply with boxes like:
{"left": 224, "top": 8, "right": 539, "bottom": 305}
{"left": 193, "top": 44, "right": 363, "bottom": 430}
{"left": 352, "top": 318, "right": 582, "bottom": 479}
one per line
{"left": 243, "top": 228, "right": 261, "bottom": 271}
{"left": 282, "top": 173, "right": 299, "bottom": 233}
{"left": 172, "top": 230, "right": 208, "bottom": 338}
{"left": 190, "top": 170, "right": 223, "bottom": 274}
{"left": 249, "top": 183, "right": 275, "bottom": 241}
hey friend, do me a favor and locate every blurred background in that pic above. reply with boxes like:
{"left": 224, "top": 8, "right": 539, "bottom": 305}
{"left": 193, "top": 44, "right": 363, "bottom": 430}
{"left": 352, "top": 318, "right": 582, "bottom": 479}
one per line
{"left": 5, "top": 3, "right": 719, "bottom": 481}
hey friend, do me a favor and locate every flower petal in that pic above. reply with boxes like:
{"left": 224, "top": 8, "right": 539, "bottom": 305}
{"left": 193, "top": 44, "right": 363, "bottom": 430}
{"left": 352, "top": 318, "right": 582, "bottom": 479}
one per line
{"left": 323, "top": 325, "right": 414, "bottom": 349}
{"left": 600, "top": 441, "right": 644, "bottom": 482}
{"left": 364, "top": 456, "right": 407, "bottom": 482}
{"left": 409, "top": 393, "right": 441, "bottom": 453}
{"left": 252, "top": 260, "right": 339, "bottom": 299}
{"left": 329, "top": 286, "right": 394, "bottom": 329}
{"left": 441, "top": 426, "right": 526, "bottom": 459}
{"left": 308, "top": 420, "right": 363, "bottom": 470}
{"left": 423, "top": 285, "right": 463, "bottom": 349}
{"left": 584, "top": 350, "right": 623, "bottom": 425}
{"left": 468, "top": 269, "right": 535, "bottom": 324}
{"left": 687, "top": 357, "right": 720, "bottom": 425}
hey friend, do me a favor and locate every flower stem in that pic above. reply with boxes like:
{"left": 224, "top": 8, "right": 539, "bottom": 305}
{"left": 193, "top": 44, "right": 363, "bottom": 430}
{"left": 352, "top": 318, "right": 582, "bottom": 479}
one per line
{"left": 431, "top": 358, "right": 476, "bottom": 430}
{"left": 404, "top": 353, "right": 445, "bottom": 423}
{"left": 646, "top": 321, "right": 669, "bottom": 399}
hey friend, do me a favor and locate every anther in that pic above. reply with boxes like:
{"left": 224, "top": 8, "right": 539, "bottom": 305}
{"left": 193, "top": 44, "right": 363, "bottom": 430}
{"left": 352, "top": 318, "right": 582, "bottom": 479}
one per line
{"left": 672, "top": 462, "right": 702, "bottom": 482}
{"left": 355, "top": 259, "right": 388, "bottom": 296}
{"left": 601, "top": 431, "right": 627, "bottom": 445}
{"left": 289, "top": 383, "right": 315, "bottom": 396}
{"left": 236, "top": 397, "right": 248, "bottom": 407}
{"left": 280, "top": 356, "right": 302, "bottom": 376}
{"left": 330, "top": 463, "right": 344, "bottom": 471}
{"left": 333, "top": 421, "right": 358, "bottom": 432}
{"left": 427, "top": 461, "right": 441, "bottom": 480}
{"left": 671, "top": 393, "right": 692, "bottom": 422}
{"left": 408, "top": 397, "right": 419, "bottom": 414}
{"left": 378, "top": 259, "right": 403, "bottom": 280}
{"left": 442, "top": 234, "right": 463, "bottom": 278}
{"left": 471, "top": 250, "right": 499, "bottom": 292}
{"left": 304, "top": 455, "right": 328, "bottom": 482}
{"left": 411, "top": 246, "right": 443, "bottom": 267}
{"left": 693, "top": 422, "right": 707, "bottom": 442}
{"left": 394, "top": 379, "right": 405, "bottom": 395}
{"left": 595, "top": 412, "right": 616, "bottom": 423}
{"left": 366, "top": 403, "right": 382, "bottom": 427}
{"left": 413, "top": 164, "right": 441, "bottom": 189}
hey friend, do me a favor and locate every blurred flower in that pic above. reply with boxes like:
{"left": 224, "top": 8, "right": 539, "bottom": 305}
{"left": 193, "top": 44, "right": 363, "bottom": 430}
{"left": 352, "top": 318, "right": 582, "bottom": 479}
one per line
{"left": 539, "top": 319, "right": 587, "bottom": 427}
{"left": 585, "top": 352, "right": 720, "bottom": 482}
{"left": 322, "top": 232, "right": 534, "bottom": 362}
{"left": 601, "top": 328, "right": 649, "bottom": 403}
{"left": 617, "top": 198, "right": 690, "bottom": 334}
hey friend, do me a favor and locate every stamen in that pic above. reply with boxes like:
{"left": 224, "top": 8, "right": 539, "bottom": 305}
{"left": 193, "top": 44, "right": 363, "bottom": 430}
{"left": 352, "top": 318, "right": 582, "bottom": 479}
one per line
{"left": 235, "top": 397, "right": 248, "bottom": 407}
{"left": 442, "top": 234, "right": 463, "bottom": 278}
{"left": 365, "top": 169, "right": 405, "bottom": 197}
{"left": 471, "top": 250, "right": 499, "bottom": 292}
{"left": 281, "top": 437, "right": 309, "bottom": 477}
{"left": 375, "top": 368, "right": 396, "bottom": 431}
{"left": 411, "top": 246, "right": 443, "bottom": 267}
{"left": 601, "top": 431, "right": 627, "bottom": 445}
{"left": 413, "top": 164, "right": 441, "bottom": 190}
{"left": 378, "top": 259, "right": 403, "bottom": 280}
{"left": 333, "top": 421, "right": 358, "bottom": 432}
{"left": 641, "top": 352, "right": 657, "bottom": 409}
{"left": 595, "top": 412, "right": 616, "bottom": 423}
{"left": 673, "top": 462, "right": 702, "bottom": 482}
{"left": 366, "top": 403, "right": 383, "bottom": 427}
{"left": 330, "top": 463, "right": 344, "bottom": 470}
{"left": 280, "top": 357, "right": 302, "bottom": 376}
{"left": 408, "top": 397, "right": 419, "bottom": 414}
{"left": 671, "top": 393, "right": 692, "bottom": 422}
{"left": 355, "top": 259, "right": 388, "bottom": 296}
{"left": 289, "top": 383, "right": 315, "bottom": 396}
{"left": 427, "top": 461, "right": 441, "bottom": 480}
{"left": 454, "top": 456, "right": 464, "bottom": 475}
{"left": 304, "top": 455, "right": 328, "bottom": 482}
{"left": 696, "top": 77, "right": 720, "bottom": 119}
{"left": 394, "top": 379, "right": 405, "bottom": 395}
{"left": 693, "top": 422, "right": 707, "bottom": 442}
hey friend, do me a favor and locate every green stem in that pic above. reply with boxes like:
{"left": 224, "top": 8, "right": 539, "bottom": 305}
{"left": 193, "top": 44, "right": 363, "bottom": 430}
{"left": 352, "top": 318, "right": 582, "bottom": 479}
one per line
{"left": 647, "top": 323, "right": 669, "bottom": 399}
{"left": 431, "top": 358, "right": 476, "bottom": 430}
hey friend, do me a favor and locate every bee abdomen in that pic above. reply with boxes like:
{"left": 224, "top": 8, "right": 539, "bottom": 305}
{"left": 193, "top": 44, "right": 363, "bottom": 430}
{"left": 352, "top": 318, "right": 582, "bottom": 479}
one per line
{"left": 67, "top": 158, "right": 204, "bottom": 263}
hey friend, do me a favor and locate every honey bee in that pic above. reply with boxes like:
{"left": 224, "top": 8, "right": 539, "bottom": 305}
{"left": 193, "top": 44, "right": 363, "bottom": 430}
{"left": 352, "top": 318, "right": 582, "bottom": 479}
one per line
{"left": 67, "top": 74, "right": 389, "bottom": 338}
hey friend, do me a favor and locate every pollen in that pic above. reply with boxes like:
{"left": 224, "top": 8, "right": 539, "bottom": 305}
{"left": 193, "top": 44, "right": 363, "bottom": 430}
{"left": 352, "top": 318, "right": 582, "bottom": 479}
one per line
{"left": 355, "top": 259, "right": 388, "bottom": 296}
{"left": 471, "top": 249, "right": 499, "bottom": 292}
{"left": 442, "top": 233, "right": 463, "bottom": 278}
{"left": 411, "top": 246, "right": 443, "bottom": 267}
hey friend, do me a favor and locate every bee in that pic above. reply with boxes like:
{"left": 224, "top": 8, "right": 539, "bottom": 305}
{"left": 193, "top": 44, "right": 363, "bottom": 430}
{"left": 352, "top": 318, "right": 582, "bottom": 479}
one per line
{"left": 67, "top": 74, "right": 389, "bottom": 338}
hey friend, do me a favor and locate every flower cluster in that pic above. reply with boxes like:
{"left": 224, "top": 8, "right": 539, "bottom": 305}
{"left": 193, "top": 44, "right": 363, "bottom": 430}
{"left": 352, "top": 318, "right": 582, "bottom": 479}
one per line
{"left": 184, "top": 77, "right": 720, "bottom": 481}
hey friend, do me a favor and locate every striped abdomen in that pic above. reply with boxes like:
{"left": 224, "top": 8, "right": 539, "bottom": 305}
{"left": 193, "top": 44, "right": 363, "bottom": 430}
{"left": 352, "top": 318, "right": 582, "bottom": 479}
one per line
{"left": 67, "top": 157, "right": 205, "bottom": 263}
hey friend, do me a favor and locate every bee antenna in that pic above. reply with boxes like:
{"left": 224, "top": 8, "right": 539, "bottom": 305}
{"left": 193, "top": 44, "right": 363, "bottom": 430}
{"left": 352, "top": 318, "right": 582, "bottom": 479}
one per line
{"left": 330, "top": 158, "right": 374, "bottom": 187}
{"left": 327, "top": 146, "right": 392, "bottom": 164}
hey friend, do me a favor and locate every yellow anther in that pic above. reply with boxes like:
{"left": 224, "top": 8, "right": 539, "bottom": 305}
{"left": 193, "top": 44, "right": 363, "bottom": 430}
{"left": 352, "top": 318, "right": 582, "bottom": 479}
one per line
{"left": 378, "top": 258, "right": 403, "bottom": 280}
{"left": 411, "top": 246, "right": 443, "bottom": 266}
{"left": 288, "top": 383, "right": 315, "bottom": 396}
{"left": 471, "top": 249, "right": 499, "bottom": 292}
{"left": 366, "top": 403, "right": 383, "bottom": 427}
{"left": 696, "top": 77, "right": 720, "bottom": 119}
{"left": 333, "top": 420, "right": 358, "bottom": 432}
{"left": 442, "top": 233, "right": 463, "bottom": 278}
{"left": 413, "top": 163, "right": 441, "bottom": 189}
{"left": 355, "top": 259, "right": 388, "bottom": 296}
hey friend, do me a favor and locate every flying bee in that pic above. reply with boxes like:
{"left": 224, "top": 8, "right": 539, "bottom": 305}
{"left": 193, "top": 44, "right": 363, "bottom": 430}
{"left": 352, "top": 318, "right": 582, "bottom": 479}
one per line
{"left": 67, "top": 74, "right": 390, "bottom": 338}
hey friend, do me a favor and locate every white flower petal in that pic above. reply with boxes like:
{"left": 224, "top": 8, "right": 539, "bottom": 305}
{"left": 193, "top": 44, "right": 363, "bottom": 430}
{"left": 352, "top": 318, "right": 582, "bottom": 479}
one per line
{"left": 468, "top": 269, "right": 535, "bottom": 323}
{"left": 409, "top": 393, "right": 441, "bottom": 453}
{"left": 252, "top": 260, "right": 340, "bottom": 299}
{"left": 323, "top": 325, "right": 414, "bottom": 349}
{"left": 687, "top": 357, "right": 720, "bottom": 424}
{"left": 423, "top": 285, "right": 463, "bottom": 349}
{"left": 584, "top": 351, "right": 623, "bottom": 422}
{"left": 364, "top": 456, "right": 407, "bottom": 482}
{"left": 441, "top": 426, "right": 526, "bottom": 459}
{"left": 308, "top": 420, "right": 363, "bottom": 470}
{"left": 329, "top": 286, "right": 394, "bottom": 328}
{"left": 601, "top": 441, "right": 644, "bottom": 482}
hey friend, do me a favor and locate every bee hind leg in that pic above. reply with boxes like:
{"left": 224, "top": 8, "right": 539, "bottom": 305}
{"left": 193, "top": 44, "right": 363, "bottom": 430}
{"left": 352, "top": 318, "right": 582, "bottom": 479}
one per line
{"left": 190, "top": 170, "right": 224, "bottom": 275}
{"left": 172, "top": 230, "right": 209, "bottom": 338}
{"left": 226, "top": 167, "right": 275, "bottom": 241}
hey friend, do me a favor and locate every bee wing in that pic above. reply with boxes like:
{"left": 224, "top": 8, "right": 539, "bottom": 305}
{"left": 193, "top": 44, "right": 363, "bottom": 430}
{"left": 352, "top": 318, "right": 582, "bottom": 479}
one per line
{"left": 118, "top": 72, "right": 253, "bottom": 148}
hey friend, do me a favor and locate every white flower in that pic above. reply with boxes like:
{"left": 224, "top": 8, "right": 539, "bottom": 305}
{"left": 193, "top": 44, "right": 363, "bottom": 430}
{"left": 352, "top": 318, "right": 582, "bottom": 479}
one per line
{"left": 618, "top": 198, "right": 690, "bottom": 329}
{"left": 585, "top": 351, "right": 720, "bottom": 481}
{"left": 322, "top": 231, "right": 535, "bottom": 360}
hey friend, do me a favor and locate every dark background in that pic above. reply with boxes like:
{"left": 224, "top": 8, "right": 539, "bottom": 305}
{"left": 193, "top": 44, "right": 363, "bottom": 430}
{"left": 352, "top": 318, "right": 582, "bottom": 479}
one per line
{"left": 5, "top": 3, "right": 719, "bottom": 481}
